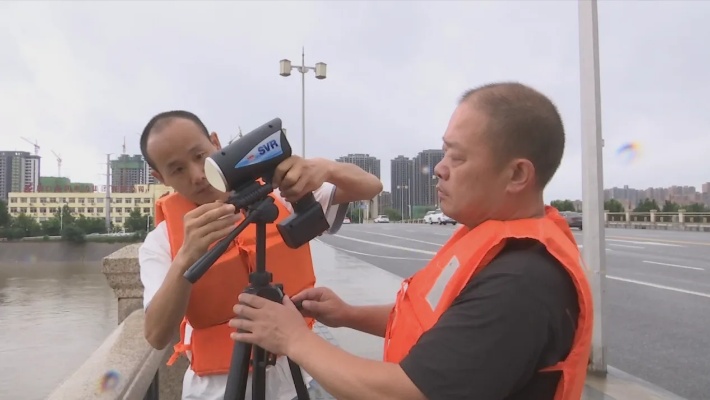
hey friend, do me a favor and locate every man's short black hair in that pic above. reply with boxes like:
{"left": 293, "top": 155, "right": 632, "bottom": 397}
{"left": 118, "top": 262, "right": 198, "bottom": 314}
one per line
{"left": 459, "top": 82, "right": 565, "bottom": 189}
{"left": 140, "top": 110, "right": 210, "bottom": 171}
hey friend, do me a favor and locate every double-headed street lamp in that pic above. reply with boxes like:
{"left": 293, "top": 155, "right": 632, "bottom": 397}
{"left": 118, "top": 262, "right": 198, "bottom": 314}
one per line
{"left": 397, "top": 183, "right": 409, "bottom": 220}
{"left": 279, "top": 47, "right": 327, "bottom": 158}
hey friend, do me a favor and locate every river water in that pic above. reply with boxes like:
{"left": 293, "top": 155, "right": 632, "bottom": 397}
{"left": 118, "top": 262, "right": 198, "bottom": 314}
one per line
{"left": 0, "top": 260, "right": 117, "bottom": 400}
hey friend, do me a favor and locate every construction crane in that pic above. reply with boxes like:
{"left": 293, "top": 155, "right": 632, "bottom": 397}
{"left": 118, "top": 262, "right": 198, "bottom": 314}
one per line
{"left": 51, "top": 150, "right": 62, "bottom": 177}
{"left": 228, "top": 126, "right": 244, "bottom": 145}
{"left": 21, "top": 137, "right": 40, "bottom": 155}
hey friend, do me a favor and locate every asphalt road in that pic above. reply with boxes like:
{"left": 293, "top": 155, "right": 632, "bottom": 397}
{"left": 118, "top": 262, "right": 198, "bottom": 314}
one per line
{"left": 318, "top": 223, "right": 710, "bottom": 400}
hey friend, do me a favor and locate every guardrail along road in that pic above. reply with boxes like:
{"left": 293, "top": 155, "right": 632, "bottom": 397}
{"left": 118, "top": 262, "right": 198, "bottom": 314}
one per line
{"left": 319, "top": 224, "right": 710, "bottom": 400}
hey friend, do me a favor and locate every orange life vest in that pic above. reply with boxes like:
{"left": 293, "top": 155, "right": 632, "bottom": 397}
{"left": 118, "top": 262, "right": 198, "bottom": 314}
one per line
{"left": 154, "top": 192, "right": 317, "bottom": 377}
{"left": 383, "top": 206, "right": 593, "bottom": 400}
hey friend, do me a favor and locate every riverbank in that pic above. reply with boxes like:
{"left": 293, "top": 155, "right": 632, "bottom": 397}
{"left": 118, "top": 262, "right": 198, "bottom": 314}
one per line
{"left": 0, "top": 241, "right": 131, "bottom": 265}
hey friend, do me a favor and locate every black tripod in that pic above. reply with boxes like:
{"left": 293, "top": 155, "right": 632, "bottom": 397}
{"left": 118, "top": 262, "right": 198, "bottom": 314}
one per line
{"left": 184, "top": 194, "right": 311, "bottom": 400}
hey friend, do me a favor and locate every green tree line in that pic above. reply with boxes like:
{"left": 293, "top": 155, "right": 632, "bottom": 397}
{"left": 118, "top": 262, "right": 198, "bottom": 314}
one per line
{"left": 550, "top": 198, "right": 708, "bottom": 213}
{"left": 0, "top": 200, "right": 153, "bottom": 243}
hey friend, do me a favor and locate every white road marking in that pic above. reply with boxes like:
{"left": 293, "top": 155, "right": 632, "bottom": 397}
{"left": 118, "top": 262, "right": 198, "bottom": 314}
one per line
{"left": 332, "top": 235, "right": 437, "bottom": 255}
{"left": 318, "top": 241, "right": 430, "bottom": 261}
{"left": 607, "top": 239, "right": 683, "bottom": 248}
{"left": 608, "top": 275, "right": 710, "bottom": 299}
{"left": 577, "top": 245, "right": 614, "bottom": 251}
{"left": 608, "top": 243, "right": 645, "bottom": 249}
{"left": 356, "top": 231, "right": 444, "bottom": 246}
{"left": 642, "top": 260, "right": 704, "bottom": 271}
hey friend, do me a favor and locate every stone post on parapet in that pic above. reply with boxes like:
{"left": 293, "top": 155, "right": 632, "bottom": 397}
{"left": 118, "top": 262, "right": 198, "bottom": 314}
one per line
{"left": 103, "top": 243, "right": 188, "bottom": 399}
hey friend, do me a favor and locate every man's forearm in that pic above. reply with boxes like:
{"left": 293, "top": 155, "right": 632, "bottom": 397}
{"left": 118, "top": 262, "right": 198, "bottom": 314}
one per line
{"left": 321, "top": 159, "right": 383, "bottom": 204}
{"left": 343, "top": 304, "right": 394, "bottom": 337}
{"left": 144, "top": 253, "right": 193, "bottom": 350}
{"left": 288, "top": 332, "right": 426, "bottom": 400}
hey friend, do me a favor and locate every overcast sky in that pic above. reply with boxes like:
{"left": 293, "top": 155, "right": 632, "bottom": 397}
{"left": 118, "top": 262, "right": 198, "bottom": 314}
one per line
{"left": 2, "top": 0, "right": 708, "bottom": 202}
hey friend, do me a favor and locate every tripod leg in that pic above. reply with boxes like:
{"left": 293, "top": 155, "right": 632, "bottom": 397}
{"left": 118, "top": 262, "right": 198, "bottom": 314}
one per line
{"left": 287, "top": 357, "right": 311, "bottom": 400}
{"left": 252, "top": 346, "right": 267, "bottom": 400}
{"left": 224, "top": 339, "right": 252, "bottom": 400}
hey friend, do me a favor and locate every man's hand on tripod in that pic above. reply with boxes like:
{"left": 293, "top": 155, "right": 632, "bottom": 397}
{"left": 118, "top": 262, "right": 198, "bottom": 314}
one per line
{"left": 178, "top": 201, "right": 242, "bottom": 266}
{"left": 291, "top": 287, "right": 352, "bottom": 328}
{"left": 294, "top": 288, "right": 394, "bottom": 338}
{"left": 229, "top": 293, "right": 312, "bottom": 356}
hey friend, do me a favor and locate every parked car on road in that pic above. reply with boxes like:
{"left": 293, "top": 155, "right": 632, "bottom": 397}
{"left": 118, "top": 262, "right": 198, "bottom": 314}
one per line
{"left": 423, "top": 210, "right": 439, "bottom": 224}
{"left": 374, "top": 215, "right": 390, "bottom": 223}
{"left": 560, "top": 211, "right": 583, "bottom": 230}
{"left": 439, "top": 214, "right": 457, "bottom": 225}
{"left": 423, "top": 210, "right": 457, "bottom": 225}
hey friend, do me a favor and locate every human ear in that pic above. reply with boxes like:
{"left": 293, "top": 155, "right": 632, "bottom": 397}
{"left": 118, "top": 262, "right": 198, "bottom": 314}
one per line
{"left": 210, "top": 132, "right": 222, "bottom": 150}
{"left": 506, "top": 158, "right": 535, "bottom": 193}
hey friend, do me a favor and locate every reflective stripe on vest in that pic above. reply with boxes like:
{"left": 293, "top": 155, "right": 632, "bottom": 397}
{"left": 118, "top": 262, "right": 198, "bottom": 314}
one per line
{"left": 383, "top": 206, "right": 594, "bottom": 400}
{"left": 426, "top": 255, "right": 460, "bottom": 310}
{"left": 155, "top": 192, "right": 317, "bottom": 376}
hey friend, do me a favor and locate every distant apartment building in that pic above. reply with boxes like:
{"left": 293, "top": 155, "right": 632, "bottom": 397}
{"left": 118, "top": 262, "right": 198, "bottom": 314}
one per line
{"left": 603, "top": 184, "right": 709, "bottom": 209}
{"left": 335, "top": 153, "right": 381, "bottom": 220}
{"left": 145, "top": 163, "right": 158, "bottom": 185}
{"left": 0, "top": 151, "right": 41, "bottom": 202}
{"left": 605, "top": 185, "right": 660, "bottom": 209}
{"left": 667, "top": 186, "right": 700, "bottom": 206}
{"left": 377, "top": 191, "right": 392, "bottom": 215}
{"left": 147, "top": 170, "right": 158, "bottom": 185}
{"left": 390, "top": 155, "right": 413, "bottom": 218}
{"left": 412, "top": 149, "right": 444, "bottom": 208}
{"left": 335, "top": 153, "right": 381, "bottom": 179}
{"left": 111, "top": 154, "right": 149, "bottom": 193}
{"left": 702, "top": 183, "right": 710, "bottom": 206}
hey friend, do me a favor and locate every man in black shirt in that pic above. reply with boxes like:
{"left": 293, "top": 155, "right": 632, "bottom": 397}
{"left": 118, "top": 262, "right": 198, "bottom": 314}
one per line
{"left": 228, "top": 82, "right": 591, "bottom": 400}
{"left": 400, "top": 238, "right": 579, "bottom": 399}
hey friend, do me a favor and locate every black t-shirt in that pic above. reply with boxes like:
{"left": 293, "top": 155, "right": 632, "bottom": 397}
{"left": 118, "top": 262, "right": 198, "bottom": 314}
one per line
{"left": 400, "top": 238, "right": 580, "bottom": 400}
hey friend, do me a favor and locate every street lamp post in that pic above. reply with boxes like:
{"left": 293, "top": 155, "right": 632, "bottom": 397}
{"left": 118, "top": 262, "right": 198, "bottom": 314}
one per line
{"left": 279, "top": 47, "right": 327, "bottom": 158}
{"left": 578, "top": 0, "right": 608, "bottom": 374}
{"left": 407, "top": 178, "right": 411, "bottom": 220}
{"left": 105, "top": 153, "right": 112, "bottom": 233}
{"left": 432, "top": 174, "right": 438, "bottom": 209}
{"left": 397, "top": 184, "right": 408, "bottom": 221}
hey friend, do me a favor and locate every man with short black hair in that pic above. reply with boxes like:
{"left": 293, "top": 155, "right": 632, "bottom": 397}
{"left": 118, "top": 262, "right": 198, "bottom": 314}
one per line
{"left": 137, "top": 110, "right": 382, "bottom": 400}
{"left": 228, "top": 82, "right": 594, "bottom": 400}
{"left": 140, "top": 110, "right": 211, "bottom": 170}
{"left": 458, "top": 82, "right": 566, "bottom": 189}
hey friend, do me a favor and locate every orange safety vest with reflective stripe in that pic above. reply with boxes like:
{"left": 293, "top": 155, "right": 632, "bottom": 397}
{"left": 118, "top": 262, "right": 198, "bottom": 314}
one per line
{"left": 383, "top": 206, "right": 593, "bottom": 400}
{"left": 154, "top": 192, "right": 316, "bottom": 376}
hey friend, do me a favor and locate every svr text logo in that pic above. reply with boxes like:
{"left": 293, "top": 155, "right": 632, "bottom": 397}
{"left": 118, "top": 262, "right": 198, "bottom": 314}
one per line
{"left": 258, "top": 140, "right": 279, "bottom": 155}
